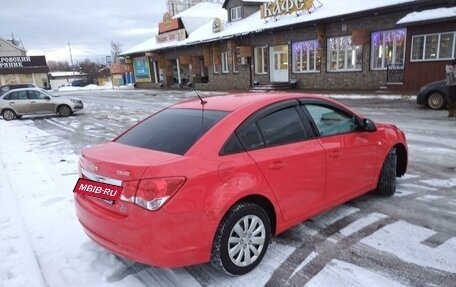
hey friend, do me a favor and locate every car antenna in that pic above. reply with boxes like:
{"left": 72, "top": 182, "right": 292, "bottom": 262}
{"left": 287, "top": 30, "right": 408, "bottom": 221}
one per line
{"left": 188, "top": 82, "right": 207, "bottom": 105}
{"left": 188, "top": 82, "right": 206, "bottom": 125}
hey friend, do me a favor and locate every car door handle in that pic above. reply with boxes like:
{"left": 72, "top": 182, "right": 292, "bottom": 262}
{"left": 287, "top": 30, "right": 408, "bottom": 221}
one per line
{"left": 328, "top": 150, "right": 341, "bottom": 158}
{"left": 31, "top": 101, "right": 36, "bottom": 104}
{"left": 9, "top": 101, "right": 15, "bottom": 104}
{"left": 268, "top": 160, "right": 285, "bottom": 170}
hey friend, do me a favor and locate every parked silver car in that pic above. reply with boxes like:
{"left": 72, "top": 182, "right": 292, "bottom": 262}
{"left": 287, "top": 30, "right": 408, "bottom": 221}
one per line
{"left": 0, "top": 88, "right": 83, "bottom": 120}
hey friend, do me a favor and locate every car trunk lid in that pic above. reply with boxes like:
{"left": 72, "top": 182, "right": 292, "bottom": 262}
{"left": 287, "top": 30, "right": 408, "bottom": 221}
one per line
{"left": 79, "top": 142, "right": 181, "bottom": 214}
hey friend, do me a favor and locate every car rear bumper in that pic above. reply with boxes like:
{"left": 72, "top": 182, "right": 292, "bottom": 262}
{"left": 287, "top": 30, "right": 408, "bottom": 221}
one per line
{"left": 74, "top": 193, "right": 213, "bottom": 268}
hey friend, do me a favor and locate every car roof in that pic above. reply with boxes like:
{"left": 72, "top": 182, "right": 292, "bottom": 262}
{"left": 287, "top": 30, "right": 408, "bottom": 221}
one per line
{"left": 1, "top": 87, "right": 45, "bottom": 95}
{"left": 4, "top": 87, "right": 42, "bottom": 91}
{"left": 0, "top": 83, "right": 35, "bottom": 88}
{"left": 172, "top": 92, "right": 328, "bottom": 112}
{"left": 1, "top": 83, "right": 27, "bottom": 86}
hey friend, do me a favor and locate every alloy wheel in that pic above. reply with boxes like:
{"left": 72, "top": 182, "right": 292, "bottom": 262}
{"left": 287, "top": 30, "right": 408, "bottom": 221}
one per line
{"left": 228, "top": 214, "right": 266, "bottom": 267}
{"left": 2, "top": 109, "right": 15, "bottom": 121}
{"left": 427, "top": 93, "right": 445, "bottom": 110}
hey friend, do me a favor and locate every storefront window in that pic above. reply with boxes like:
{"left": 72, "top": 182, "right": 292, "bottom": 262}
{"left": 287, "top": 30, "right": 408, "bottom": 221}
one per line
{"left": 254, "top": 46, "right": 268, "bottom": 74}
{"left": 292, "top": 40, "right": 320, "bottom": 73}
{"left": 213, "top": 53, "right": 219, "bottom": 74}
{"left": 221, "top": 52, "right": 229, "bottom": 73}
{"left": 133, "top": 57, "right": 151, "bottom": 82}
{"left": 371, "top": 29, "right": 406, "bottom": 70}
{"left": 327, "top": 36, "right": 362, "bottom": 71}
{"left": 424, "top": 34, "right": 439, "bottom": 60}
{"left": 411, "top": 32, "right": 456, "bottom": 61}
{"left": 440, "top": 33, "right": 455, "bottom": 59}
{"left": 233, "top": 51, "right": 239, "bottom": 73}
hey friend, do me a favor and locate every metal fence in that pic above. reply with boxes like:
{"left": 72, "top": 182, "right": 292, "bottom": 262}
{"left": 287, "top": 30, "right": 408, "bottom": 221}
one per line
{"left": 387, "top": 64, "right": 404, "bottom": 83}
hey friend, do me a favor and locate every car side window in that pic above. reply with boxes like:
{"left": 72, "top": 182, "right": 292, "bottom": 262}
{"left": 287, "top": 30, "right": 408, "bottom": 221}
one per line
{"left": 237, "top": 122, "right": 264, "bottom": 150}
{"left": 221, "top": 103, "right": 316, "bottom": 155}
{"left": 236, "top": 107, "right": 311, "bottom": 150}
{"left": 5, "top": 91, "right": 28, "bottom": 100}
{"left": 257, "top": 107, "right": 309, "bottom": 146}
{"left": 304, "top": 104, "right": 357, "bottom": 136}
{"left": 28, "top": 91, "right": 41, "bottom": 99}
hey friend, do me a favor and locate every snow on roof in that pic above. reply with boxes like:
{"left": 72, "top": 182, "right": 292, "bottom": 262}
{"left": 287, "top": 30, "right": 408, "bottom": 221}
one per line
{"left": 174, "top": 2, "right": 226, "bottom": 18}
{"left": 121, "top": 37, "right": 157, "bottom": 56}
{"left": 123, "top": 0, "right": 417, "bottom": 55}
{"left": 121, "top": 2, "right": 225, "bottom": 55}
{"left": 397, "top": 6, "right": 456, "bottom": 25}
{"left": 242, "top": 0, "right": 267, "bottom": 3}
{"left": 176, "top": 2, "right": 227, "bottom": 34}
{"left": 49, "top": 71, "right": 84, "bottom": 77}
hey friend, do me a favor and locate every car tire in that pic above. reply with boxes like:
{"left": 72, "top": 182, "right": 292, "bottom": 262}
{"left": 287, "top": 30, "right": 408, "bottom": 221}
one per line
{"left": 211, "top": 202, "right": 271, "bottom": 275}
{"left": 426, "top": 92, "right": 445, "bottom": 110}
{"left": 376, "top": 148, "right": 397, "bottom": 196}
{"left": 57, "top": 105, "right": 72, "bottom": 117}
{"left": 2, "top": 109, "right": 16, "bottom": 121}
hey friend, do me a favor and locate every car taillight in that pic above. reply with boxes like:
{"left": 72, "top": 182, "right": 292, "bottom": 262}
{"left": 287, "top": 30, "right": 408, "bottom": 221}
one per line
{"left": 120, "top": 177, "right": 185, "bottom": 211}
{"left": 120, "top": 180, "right": 139, "bottom": 203}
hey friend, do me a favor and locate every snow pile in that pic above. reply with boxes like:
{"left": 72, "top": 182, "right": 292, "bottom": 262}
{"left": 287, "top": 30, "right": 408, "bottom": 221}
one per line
{"left": 57, "top": 82, "right": 120, "bottom": 92}
{"left": 0, "top": 121, "right": 140, "bottom": 287}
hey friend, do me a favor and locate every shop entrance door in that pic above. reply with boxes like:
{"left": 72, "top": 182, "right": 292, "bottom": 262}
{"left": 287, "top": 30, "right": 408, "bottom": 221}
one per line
{"left": 270, "top": 45, "right": 289, "bottom": 83}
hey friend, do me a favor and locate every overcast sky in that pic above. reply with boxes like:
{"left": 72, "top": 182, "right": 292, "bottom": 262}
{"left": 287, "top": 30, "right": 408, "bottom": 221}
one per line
{"left": 2, "top": 0, "right": 167, "bottom": 63}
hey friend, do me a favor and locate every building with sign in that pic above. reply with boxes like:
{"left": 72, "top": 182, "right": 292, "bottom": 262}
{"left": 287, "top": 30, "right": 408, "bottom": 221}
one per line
{"left": 121, "top": 2, "right": 227, "bottom": 89}
{"left": 122, "top": 0, "right": 456, "bottom": 93}
{"left": 0, "top": 36, "right": 49, "bottom": 88}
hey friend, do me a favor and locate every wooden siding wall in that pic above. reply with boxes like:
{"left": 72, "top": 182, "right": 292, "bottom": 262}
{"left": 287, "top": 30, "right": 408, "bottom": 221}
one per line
{"left": 404, "top": 22, "right": 456, "bottom": 91}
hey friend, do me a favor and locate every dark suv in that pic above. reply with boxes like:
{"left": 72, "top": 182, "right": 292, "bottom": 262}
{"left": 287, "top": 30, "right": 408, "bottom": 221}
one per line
{"left": 0, "top": 83, "right": 37, "bottom": 96}
{"left": 71, "top": 79, "right": 90, "bottom": 87}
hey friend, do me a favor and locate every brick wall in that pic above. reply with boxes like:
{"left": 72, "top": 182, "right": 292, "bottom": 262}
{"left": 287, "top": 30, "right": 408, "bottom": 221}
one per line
{"left": 194, "top": 11, "right": 412, "bottom": 91}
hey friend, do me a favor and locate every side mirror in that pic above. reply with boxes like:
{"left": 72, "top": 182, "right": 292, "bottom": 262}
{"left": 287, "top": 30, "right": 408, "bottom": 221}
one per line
{"left": 44, "top": 96, "right": 51, "bottom": 100}
{"left": 362, "top": 118, "right": 377, "bottom": 132}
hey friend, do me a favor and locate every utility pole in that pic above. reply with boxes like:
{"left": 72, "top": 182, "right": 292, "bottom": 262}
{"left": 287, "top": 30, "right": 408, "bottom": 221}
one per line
{"left": 68, "top": 42, "right": 75, "bottom": 76}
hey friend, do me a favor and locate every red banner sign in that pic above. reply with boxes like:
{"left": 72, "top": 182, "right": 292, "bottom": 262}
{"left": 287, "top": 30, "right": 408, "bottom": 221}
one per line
{"left": 73, "top": 178, "right": 122, "bottom": 201}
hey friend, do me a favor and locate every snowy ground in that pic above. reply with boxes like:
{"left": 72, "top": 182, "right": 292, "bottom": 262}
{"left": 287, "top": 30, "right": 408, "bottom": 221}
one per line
{"left": 1, "top": 89, "right": 455, "bottom": 287}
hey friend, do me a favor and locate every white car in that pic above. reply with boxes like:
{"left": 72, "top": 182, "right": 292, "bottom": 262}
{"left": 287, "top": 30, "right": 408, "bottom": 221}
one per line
{"left": 0, "top": 88, "right": 83, "bottom": 120}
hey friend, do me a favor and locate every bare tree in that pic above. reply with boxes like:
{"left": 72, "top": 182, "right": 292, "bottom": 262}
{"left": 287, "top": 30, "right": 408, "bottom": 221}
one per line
{"left": 47, "top": 60, "right": 71, "bottom": 71}
{"left": 79, "top": 58, "right": 108, "bottom": 85}
{"left": 111, "top": 41, "right": 123, "bottom": 64}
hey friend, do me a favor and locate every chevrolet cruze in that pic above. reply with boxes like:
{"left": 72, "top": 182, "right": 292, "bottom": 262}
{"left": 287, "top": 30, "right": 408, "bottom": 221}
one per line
{"left": 74, "top": 93, "right": 407, "bottom": 275}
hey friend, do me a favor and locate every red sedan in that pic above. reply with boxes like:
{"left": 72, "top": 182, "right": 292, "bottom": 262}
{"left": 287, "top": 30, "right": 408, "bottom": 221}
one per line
{"left": 74, "top": 93, "right": 407, "bottom": 275}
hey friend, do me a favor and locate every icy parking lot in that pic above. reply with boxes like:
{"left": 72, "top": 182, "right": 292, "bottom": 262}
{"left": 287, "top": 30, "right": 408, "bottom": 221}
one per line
{"left": 1, "top": 89, "right": 455, "bottom": 287}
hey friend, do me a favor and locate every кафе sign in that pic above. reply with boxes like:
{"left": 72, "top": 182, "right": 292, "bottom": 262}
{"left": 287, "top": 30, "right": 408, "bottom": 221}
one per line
{"left": 260, "top": 0, "right": 317, "bottom": 19}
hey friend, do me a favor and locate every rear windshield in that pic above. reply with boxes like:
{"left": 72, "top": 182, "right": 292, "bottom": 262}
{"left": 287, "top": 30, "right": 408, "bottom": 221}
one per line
{"left": 115, "top": 108, "right": 228, "bottom": 155}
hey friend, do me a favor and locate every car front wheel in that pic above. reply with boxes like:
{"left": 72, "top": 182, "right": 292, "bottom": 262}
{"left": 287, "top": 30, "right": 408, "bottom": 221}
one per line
{"left": 376, "top": 148, "right": 397, "bottom": 196}
{"left": 2, "top": 109, "right": 16, "bottom": 121}
{"left": 211, "top": 202, "right": 271, "bottom": 275}
{"left": 57, "top": 105, "right": 72, "bottom": 117}
{"left": 426, "top": 92, "right": 445, "bottom": 110}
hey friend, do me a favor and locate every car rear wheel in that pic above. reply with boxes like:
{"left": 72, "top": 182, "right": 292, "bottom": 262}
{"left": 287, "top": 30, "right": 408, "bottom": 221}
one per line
{"left": 58, "top": 105, "right": 72, "bottom": 117}
{"left": 426, "top": 92, "right": 445, "bottom": 110}
{"left": 2, "top": 109, "right": 16, "bottom": 121}
{"left": 211, "top": 202, "right": 271, "bottom": 275}
{"left": 376, "top": 148, "right": 397, "bottom": 196}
